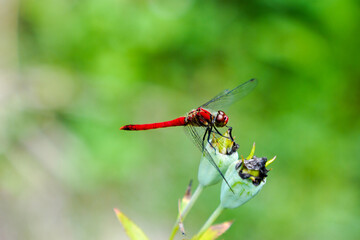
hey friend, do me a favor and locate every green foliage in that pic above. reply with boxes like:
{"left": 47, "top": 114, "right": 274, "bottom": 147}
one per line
{"left": 114, "top": 208, "right": 150, "bottom": 240}
{"left": 196, "top": 221, "right": 232, "bottom": 240}
{"left": 114, "top": 207, "right": 231, "bottom": 240}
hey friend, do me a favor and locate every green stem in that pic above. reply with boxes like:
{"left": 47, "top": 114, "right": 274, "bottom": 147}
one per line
{"left": 169, "top": 184, "right": 204, "bottom": 240}
{"left": 197, "top": 205, "right": 224, "bottom": 237}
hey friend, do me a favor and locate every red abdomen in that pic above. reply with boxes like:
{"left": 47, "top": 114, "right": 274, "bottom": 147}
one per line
{"left": 120, "top": 117, "right": 187, "bottom": 131}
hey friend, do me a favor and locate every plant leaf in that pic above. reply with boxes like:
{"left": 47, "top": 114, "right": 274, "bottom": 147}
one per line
{"left": 179, "top": 180, "right": 192, "bottom": 214}
{"left": 194, "top": 221, "right": 233, "bottom": 240}
{"left": 114, "top": 208, "right": 150, "bottom": 240}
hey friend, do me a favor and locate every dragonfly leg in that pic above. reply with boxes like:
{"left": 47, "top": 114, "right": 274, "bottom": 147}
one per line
{"left": 207, "top": 126, "right": 217, "bottom": 152}
{"left": 227, "top": 126, "right": 235, "bottom": 141}
{"left": 213, "top": 126, "right": 231, "bottom": 140}
{"left": 201, "top": 127, "right": 209, "bottom": 151}
{"left": 226, "top": 126, "right": 240, "bottom": 153}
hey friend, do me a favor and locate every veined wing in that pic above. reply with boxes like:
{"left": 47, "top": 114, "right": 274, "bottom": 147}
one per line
{"left": 200, "top": 78, "right": 258, "bottom": 112}
{"left": 184, "top": 124, "right": 233, "bottom": 191}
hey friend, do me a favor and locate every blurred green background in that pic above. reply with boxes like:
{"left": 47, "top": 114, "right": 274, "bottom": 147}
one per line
{"left": 1, "top": 0, "right": 359, "bottom": 239}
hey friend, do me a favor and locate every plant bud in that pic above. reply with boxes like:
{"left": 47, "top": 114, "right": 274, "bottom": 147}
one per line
{"left": 198, "top": 130, "right": 239, "bottom": 187}
{"left": 220, "top": 153, "right": 276, "bottom": 209}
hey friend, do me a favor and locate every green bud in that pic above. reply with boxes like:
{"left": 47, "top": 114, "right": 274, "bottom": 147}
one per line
{"left": 220, "top": 152, "right": 276, "bottom": 209}
{"left": 198, "top": 131, "right": 239, "bottom": 187}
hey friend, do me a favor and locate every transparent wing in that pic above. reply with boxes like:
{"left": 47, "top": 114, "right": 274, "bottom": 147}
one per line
{"left": 183, "top": 124, "right": 207, "bottom": 154}
{"left": 200, "top": 78, "right": 258, "bottom": 111}
{"left": 183, "top": 125, "right": 233, "bottom": 191}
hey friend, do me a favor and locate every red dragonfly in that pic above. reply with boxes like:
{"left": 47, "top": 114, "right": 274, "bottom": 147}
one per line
{"left": 120, "top": 79, "right": 258, "bottom": 190}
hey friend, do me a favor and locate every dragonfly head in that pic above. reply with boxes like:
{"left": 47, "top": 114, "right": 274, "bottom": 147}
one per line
{"left": 215, "top": 110, "right": 229, "bottom": 127}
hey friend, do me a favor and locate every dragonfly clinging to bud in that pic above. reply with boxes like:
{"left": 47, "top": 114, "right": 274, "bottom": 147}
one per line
{"left": 120, "top": 79, "right": 258, "bottom": 191}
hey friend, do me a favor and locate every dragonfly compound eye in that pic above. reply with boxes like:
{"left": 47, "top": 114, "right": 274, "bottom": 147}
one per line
{"left": 215, "top": 111, "right": 227, "bottom": 127}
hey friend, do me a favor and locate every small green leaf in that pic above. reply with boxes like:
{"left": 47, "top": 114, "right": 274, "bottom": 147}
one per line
{"left": 114, "top": 208, "right": 150, "bottom": 240}
{"left": 246, "top": 142, "right": 256, "bottom": 160}
{"left": 193, "top": 221, "right": 233, "bottom": 240}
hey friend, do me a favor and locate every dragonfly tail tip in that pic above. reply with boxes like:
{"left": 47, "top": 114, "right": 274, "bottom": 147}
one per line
{"left": 120, "top": 125, "right": 130, "bottom": 130}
